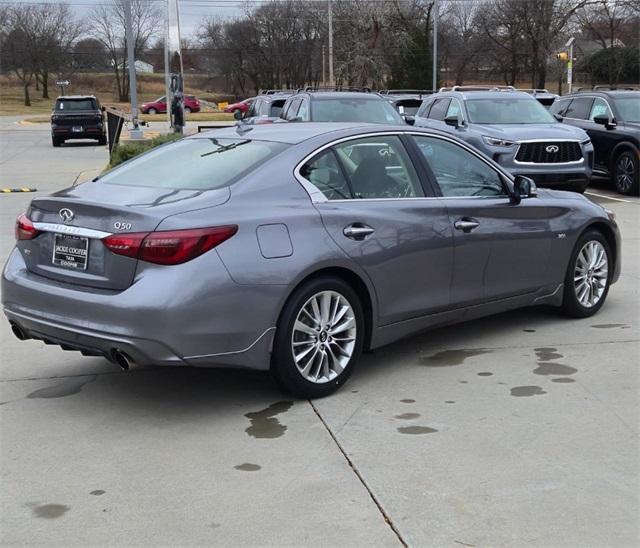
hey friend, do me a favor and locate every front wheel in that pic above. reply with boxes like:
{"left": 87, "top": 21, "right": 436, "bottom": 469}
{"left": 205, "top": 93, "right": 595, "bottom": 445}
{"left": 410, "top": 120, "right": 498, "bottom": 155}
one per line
{"left": 613, "top": 150, "right": 639, "bottom": 196}
{"left": 271, "top": 277, "right": 364, "bottom": 398}
{"left": 561, "top": 230, "right": 612, "bottom": 318}
{"left": 52, "top": 137, "right": 63, "bottom": 147}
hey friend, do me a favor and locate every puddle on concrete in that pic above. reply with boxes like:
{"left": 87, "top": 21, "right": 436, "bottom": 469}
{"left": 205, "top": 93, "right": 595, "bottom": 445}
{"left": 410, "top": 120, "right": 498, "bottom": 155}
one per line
{"left": 244, "top": 401, "right": 293, "bottom": 439}
{"left": 591, "top": 323, "right": 628, "bottom": 329}
{"left": 90, "top": 490, "right": 105, "bottom": 496}
{"left": 400, "top": 399, "right": 416, "bottom": 403}
{"left": 420, "top": 348, "right": 492, "bottom": 367}
{"left": 523, "top": 329, "right": 536, "bottom": 333}
{"left": 27, "top": 376, "right": 96, "bottom": 399}
{"left": 477, "top": 372, "right": 493, "bottom": 377}
{"left": 459, "top": 381, "right": 468, "bottom": 384}
{"left": 552, "top": 377, "right": 576, "bottom": 383}
{"left": 351, "top": 390, "right": 359, "bottom": 394}
{"left": 394, "top": 412, "right": 420, "bottom": 420}
{"left": 534, "top": 348, "right": 563, "bottom": 362}
{"left": 32, "top": 504, "right": 69, "bottom": 519}
{"left": 533, "top": 362, "right": 577, "bottom": 376}
{"left": 510, "top": 386, "right": 547, "bottom": 397}
{"left": 397, "top": 426, "right": 438, "bottom": 435}
{"left": 210, "top": 522, "right": 221, "bottom": 529}
{"left": 445, "top": 401, "right": 455, "bottom": 404}
{"left": 234, "top": 463, "right": 261, "bottom": 472}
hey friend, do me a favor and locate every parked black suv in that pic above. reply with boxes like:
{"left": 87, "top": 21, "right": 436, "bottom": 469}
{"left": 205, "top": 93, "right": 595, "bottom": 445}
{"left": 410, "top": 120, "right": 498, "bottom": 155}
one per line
{"left": 51, "top": 95, "right": 106, "bottom": 147}
{"left": 279, "top": 87, "right": 404, "bottom": 124}
{"left": 550, "top": 87, "right": 639, "bottom": 195}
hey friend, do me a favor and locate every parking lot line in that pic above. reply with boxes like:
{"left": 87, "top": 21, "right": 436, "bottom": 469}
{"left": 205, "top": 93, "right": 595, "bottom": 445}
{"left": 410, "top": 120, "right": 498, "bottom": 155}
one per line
{"left": 586, "top": 191, "right": 636, "bottom": 204}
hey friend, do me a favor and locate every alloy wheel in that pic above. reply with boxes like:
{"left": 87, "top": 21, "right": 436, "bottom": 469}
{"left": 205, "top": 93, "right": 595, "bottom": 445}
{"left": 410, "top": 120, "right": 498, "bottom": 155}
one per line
{"left": 574, "top": 240, "right": 608, "bottom": 308}
{"left": 616, "top": 155, "right": 634, "bottom": 193}
{"left": 291, "top": 290, "right": 356, "bottom": 384}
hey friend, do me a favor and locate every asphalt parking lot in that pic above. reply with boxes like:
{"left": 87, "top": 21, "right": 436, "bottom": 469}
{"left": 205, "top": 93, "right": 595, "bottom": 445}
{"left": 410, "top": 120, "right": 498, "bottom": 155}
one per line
{"left": 1, "top": 117, "right": 638, "bottom": 547}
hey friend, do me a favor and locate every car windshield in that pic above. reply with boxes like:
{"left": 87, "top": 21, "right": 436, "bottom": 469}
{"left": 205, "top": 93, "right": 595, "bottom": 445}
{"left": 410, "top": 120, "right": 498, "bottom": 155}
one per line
{"left": 466, "top": 98, "right": 557, "bottom": 124}
{"left": 99, "top": 138, "right": 288, "bottom": 190}
{"left": 615, "top": 97, "right": 640, "bottom": 122}
{"left": 55, "top": 99, "right": 96, "bottom": 111}
{"left": 311, "top": 98, "right": 404, "bottom": 124}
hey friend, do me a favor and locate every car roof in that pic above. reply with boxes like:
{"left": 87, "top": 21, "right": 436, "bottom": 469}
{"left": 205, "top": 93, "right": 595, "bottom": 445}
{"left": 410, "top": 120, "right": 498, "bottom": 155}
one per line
{"left": 440, "top": 90, "right": 535, "bottom": 101}
{"left": 56, "top": 95, "right": 97, "bottom": 100}
{"left": 302, "top": 92, "right": 383, "bottom": 101}
{"left": 568, "top": 90, "right": 639, "bottom": 98}
{"left": 191, "top": 122, "right": 437, "bottom": 144}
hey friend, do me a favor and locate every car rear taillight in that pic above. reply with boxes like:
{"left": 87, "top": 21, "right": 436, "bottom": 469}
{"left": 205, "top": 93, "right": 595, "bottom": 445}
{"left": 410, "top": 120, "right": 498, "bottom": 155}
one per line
{"left": 15, "top": 213, "right": 40, "bottom": 240}
{"left": 102, "top": 226, "right": 237, "bottom": 265}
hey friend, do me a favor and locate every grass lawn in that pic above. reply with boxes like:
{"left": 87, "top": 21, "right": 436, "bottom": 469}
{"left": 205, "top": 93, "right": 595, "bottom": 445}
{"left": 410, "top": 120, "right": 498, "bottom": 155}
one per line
{"left": 0, "top": 73, "right": 234, "bottom": 117}
{"left": 23, "top": 112, "right": 234, "bottom": 124}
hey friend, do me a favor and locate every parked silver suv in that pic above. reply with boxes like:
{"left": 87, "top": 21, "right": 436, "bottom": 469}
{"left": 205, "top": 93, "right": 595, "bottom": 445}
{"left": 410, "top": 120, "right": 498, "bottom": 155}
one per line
{"left": 414, "top": 87, "right": 594, "bottom": 192}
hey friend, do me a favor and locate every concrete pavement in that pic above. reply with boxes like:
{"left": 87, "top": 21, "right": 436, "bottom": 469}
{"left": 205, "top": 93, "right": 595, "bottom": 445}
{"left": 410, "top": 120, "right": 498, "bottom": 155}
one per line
{"left": 1, "top": 117, "right": 638, "bottom": 547}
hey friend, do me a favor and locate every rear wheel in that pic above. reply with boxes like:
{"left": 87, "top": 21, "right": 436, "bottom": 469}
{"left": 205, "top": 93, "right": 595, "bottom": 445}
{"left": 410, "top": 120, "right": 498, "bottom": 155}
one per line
{"left": 184, "top": 107, "right": 192, "bottom": 114}
{"left": 97, "top": 135, "right": 107, "bottom": 146}
{"left": 271, "top": 277, "right": 364, "bottom": 398}
{"left": 561, "top": 229, "right": 612, "bottom": 318}
{"left": 613, "top": 150, "right": 639, "bottom": 196}
{"left": 147, "top": 108, "right": 157, "bottom": 115}
{"left": 52, "top": 137, "right": 63, "bottom": 147}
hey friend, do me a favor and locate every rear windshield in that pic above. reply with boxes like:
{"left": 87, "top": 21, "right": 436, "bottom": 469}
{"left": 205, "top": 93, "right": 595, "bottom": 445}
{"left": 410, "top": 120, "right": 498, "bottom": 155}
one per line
{"left": 311, "top": 98, "right": 404, "bottom": 124}
{"left": 466, "top": 98, "right": 556, "bottom": 124}
{"left": 55, "top": 98, "right": 97, "bottom": 111}
{"left": 395, "top": 100, "right": 423, "bottom": 116}
{"left": 615, "top": 97, "right": 640, "bottom": 122}
{"left": 99, "top": 138, "right": 288, "bottom": 190}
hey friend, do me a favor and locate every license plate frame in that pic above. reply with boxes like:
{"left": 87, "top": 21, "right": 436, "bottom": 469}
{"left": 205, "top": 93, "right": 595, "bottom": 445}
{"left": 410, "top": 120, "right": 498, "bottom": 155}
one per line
{"left": 52, "top": 234, "right": 89, "bottom": 270}
{"left": 72, "top": 126, "right": 83, "bottom": 133}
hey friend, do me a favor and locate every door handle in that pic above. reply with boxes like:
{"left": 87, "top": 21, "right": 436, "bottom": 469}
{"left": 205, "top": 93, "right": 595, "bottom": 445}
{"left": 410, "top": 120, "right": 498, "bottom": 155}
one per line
{"left": 343, "top": 223, "right": 375, "bottom": 240}
{"left": 454, "top": 218, "right": 480, "bottom": 233}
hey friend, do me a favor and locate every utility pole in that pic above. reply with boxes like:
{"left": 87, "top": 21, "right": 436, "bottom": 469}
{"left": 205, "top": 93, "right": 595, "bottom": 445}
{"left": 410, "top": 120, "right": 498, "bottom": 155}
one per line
{"left": 432, "top": 0, "right": 438, "bottom": 91}
{"left": 164, "top": 7, "right": 171, "bottom": 127}
{"left": 123, "top": 0, "right": 142, "bottom": 138}
{"left": 328, "top": 0, "right": 334, "bottom": 87}
{"left": 322, "top": 44, "right": 326, "bottom": 87}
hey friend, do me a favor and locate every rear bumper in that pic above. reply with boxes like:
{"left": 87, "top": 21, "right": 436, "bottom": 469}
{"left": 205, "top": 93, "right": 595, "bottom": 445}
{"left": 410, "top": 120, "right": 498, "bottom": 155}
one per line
{"left": 52, "top": 126, "right": 104, "bottom": 140}
{"left": 2, "top": 248, "right": 282, "bottom": 370}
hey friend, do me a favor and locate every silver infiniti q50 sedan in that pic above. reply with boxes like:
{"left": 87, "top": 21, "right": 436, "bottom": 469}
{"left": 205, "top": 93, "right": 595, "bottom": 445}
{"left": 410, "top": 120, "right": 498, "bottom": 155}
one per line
{"left": 2, "top": 123, "right": 621, "bottom": 398}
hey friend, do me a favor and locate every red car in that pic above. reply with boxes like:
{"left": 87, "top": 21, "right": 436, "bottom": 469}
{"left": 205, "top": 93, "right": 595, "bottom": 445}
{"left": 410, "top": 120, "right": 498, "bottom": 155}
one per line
{"left": 140, "top": 95, "right": 201, "bottom": 114}
{"left": 223, "top": 98, "right": 254, "bottom": 115}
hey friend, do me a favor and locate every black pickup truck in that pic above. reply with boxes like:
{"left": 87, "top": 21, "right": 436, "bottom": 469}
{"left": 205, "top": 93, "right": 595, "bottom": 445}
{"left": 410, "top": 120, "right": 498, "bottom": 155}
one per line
{"left": 51, "top": 95, "right": 106, "bottom": 147}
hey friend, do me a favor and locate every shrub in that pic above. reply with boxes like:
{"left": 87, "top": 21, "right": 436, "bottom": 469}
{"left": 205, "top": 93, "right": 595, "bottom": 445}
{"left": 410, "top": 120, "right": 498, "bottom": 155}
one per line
{"left": 109, "top": 133, "right": 182, "bottom": 168}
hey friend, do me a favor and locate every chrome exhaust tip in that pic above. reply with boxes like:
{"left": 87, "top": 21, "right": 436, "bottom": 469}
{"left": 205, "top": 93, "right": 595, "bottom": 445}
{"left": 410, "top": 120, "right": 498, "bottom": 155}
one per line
{"left": 10, "top": 322, "right": 28, "bottom": 341}
{"left": 112, "top": 349, "right": 132, "bottom": 371}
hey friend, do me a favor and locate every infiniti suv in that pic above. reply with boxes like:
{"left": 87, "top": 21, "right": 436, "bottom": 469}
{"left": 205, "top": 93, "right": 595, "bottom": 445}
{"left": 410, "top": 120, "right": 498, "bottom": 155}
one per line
{"left": 414, "top": 87, "right": 594, "bottom": 192}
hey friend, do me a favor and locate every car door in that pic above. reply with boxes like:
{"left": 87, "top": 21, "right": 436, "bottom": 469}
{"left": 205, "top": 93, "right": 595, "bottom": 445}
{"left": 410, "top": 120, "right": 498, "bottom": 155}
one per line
{"left": 586, "top": 97, "right": 617, "bottom": 172}
{"left": 298, "top": 134, "right": 453, "bottom": 325}
{"left": 410, "top": 134, "right": 555, "bottom": 307}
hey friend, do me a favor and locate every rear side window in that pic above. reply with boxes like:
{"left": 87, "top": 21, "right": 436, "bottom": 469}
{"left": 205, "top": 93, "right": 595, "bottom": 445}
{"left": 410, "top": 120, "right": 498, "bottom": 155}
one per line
{"left": 55, "top": 98, "right": 96, "bottom": 111}
{"left": 416, "top": 99, "right": 434, "bottom": 117}
{"left": 564, "top": 97, "right": 593, "bottom": 119}
{"left": 299, "top": 150, "right": 351, "bottom": 200}
{"left": 100, "top": 138, "right": 288, "bottom": 190}
{"left": 549, "top": 98, "right": 571, "bottom": 116}
{"left": 428, "top": 98, "right": 451, "bottom": 120}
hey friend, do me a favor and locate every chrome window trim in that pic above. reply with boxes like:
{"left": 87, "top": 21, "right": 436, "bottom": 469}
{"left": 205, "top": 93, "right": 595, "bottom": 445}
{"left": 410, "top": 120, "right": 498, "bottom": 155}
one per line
{"left": 560, "top": 95, "right": 614, "bottom": 122}
{"left": 513, "top": 138, "right": 585, "bottom": 165}
{"left": 294, "top": 130, "right": 514, "bottom": 203}
{"left": 33, "top": 222, "right": 112, "bottom": 239}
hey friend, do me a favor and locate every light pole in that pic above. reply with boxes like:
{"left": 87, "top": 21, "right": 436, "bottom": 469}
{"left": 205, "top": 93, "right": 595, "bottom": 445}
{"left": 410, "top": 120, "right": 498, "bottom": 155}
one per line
{"left": 123, "top": 0, "right": 142, "bottom": 138}
{"left": 432, "top": 0, "right": 438, "bottom": 91}
{"left": 328, "top": 0, "right": 334, "bottom": 87}
{"left": 565, "top": 36, "right": 575, "bottom": 94}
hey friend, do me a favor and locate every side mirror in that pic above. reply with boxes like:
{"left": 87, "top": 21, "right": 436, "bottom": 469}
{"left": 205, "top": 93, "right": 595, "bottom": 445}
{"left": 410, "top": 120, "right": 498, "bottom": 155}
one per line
{"left": 444, "top": 115, "right": 460, "bottom": 128}
{"left": 593, "top": 115, "right": 616, "bottom": 129}
{"left": 403, "top": 115, "right": 415, "bottom": 126}
{"left": 233, "top": 110, "right": 243, "bottom": 120}
{"left": 512, "top": 175, "right": 538, "bottom": 204}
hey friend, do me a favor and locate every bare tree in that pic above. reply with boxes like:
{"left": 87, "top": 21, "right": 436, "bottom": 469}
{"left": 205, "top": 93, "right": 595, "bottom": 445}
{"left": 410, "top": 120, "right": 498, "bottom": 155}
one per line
{"left": 92, "top": 0, "right": 161, "bottom": 101}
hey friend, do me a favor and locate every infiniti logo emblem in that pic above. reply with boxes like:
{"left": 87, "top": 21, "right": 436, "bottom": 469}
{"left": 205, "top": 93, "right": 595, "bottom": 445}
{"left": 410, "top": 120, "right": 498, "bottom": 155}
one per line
{"left": 59, "top": 208, "right": 74, "bottom": 223}
{"left": 545, "top": 145, "right": 560, "bottom": 153}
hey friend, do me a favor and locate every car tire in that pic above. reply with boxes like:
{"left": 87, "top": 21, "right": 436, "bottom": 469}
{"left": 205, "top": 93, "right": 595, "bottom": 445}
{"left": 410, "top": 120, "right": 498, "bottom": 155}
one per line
{"left": 233, "top": 109, "right": 242, "bottom": 117}
{"left": 573, "top": 180, "right": 589, "bottom": 193}
{"left": 52, "top": 137, "right": 63, "bottom": 147}
{"left": 560, "top": 229, "right": 612, "bottom": 318}
{"left": 271, "top": 276, "right": 364, "bottom": 398}
{"left": 147, "top": 108, "right": 157, "bottom": 115}
{"left": 184, "top": 107, "right": 191, "bottom": 114}
{"left": 613, "top": 149, "right": 639, "bottom": 196}
{"left": 97, "top": 135, "right": 107, "bottom": 146}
